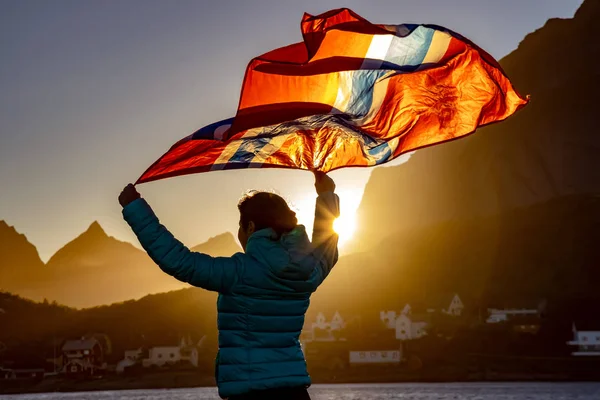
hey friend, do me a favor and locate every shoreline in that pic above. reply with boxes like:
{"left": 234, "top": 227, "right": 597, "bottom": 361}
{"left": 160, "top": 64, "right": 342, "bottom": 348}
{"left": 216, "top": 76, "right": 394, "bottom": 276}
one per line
{"left": 2, "top": 372, "right": 600, "bottom": 395}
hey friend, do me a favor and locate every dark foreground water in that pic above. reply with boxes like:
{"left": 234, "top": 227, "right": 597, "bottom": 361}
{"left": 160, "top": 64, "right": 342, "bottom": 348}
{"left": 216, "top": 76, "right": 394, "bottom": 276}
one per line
{"left": 3, "top": 382, "right": 600, "bottom": 399}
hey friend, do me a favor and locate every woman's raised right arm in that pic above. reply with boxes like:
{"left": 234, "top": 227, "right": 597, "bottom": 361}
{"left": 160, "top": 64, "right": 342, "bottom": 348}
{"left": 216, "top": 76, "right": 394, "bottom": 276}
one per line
{"left": 311, "top": 172, "right": 340, "bottom": 286}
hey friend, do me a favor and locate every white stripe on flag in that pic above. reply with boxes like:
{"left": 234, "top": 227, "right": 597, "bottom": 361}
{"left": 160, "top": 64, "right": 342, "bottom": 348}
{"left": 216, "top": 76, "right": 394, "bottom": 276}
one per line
{"left": 361, "top": 34, "right": 394, "bottom": 69}
{"left": 332, "top": 71, "right": 354, "bottom": 114}
{"left": 250, "top": 133, "right": 290, "bottom": 166}
{"left": 387, "top": 136, "right": 400, "bottom": 156}
{"left": 211, "top": 141, "right": 243, "bottom": 171}
{"left": 366, "top": 136, "right": 400, "bottom": 166}
{"left": 365, "top": 34, "right": 394, "bottom": 62}
{"left": 210, "top": 129, "right": 258, "bottom": 170}
{"left": 353, "top": 71, "right": 394, "bottom": 127}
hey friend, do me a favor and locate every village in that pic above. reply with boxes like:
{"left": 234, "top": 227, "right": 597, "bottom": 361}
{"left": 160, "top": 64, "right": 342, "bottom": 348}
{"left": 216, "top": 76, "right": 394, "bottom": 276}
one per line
{"left": 2, "top": 293, "right": 599, "bottom": 386}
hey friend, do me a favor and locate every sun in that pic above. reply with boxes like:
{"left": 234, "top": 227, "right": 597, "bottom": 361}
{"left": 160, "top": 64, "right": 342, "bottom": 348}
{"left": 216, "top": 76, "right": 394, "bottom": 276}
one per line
{"left": 333, "top": 212, "right": 356, "bottom": 247}
{"left": 291, "top": 188, "right": 362, "bottom": 251}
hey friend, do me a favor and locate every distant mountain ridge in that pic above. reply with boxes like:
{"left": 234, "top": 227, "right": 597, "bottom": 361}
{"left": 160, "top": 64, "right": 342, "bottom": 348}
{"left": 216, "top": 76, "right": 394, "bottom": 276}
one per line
{"left": 0, "top": 221, "right": 242, "bottom": 308}
{"left": 45, "top": 221, "right": 118, "bottom": 266}
{"left": 191, "top": 232, "right": 242, "bottom": 256}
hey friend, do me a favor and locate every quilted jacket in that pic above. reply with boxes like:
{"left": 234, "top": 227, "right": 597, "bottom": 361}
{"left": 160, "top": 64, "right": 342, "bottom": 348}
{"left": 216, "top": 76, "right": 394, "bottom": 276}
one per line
{"left": 122, "top": 192, "right": 339, "bottom": 398}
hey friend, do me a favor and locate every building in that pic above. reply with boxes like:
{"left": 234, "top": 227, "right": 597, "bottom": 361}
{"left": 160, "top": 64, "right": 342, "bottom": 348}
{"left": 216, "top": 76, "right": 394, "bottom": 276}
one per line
{"left": 139, "top": 336, "right": 200, "bottom": 368}
{"left": 116, "top": 348, "right": 142, "bottom": 373}
{"left": 510, "top": 314, "right": 541, "bottom": 334}
{"left": 330, "top": 311, "right": 345, "bottom": 330}
{"left": 61, "top": 338, "right": 104, "bottom": 376}
{"left": 380, "top": 305, "right": 431, "bottom": 341}
{"left": 0, "top": 368, "right": 44, "bottom": 381}
{"left": 142, "top": 347, "right": 182, "bottom": 367}
{"left": 301, "top": 311, "right": 347, "bottom": 343}
{"left": 486, "top": 308, "right": 538, "bottom": 324}
{"left": 394, "top": 312, "right": 429, "bottom": 341}
{"left": 310, "top": 311, "right": 346, "bottom": 331}
{"left": 124, "top": 348, "right": 142, "bottom": 362}
{"left": 349, "top": 349, "right": 403, "bottom": 365}
{"left": 401, "top": 304, "right": 412, "bottom": 316}
{"left": 443, "top": 294, "right": 464, "bottom": 316}
{"left": 380, "top": 311, "right": 397, "bottom": 329}
{"left": 180, "top": 346, "right": 199, "bottom": 367}
{"left": 567, "top": 324, "right": 600, "bottom": 356}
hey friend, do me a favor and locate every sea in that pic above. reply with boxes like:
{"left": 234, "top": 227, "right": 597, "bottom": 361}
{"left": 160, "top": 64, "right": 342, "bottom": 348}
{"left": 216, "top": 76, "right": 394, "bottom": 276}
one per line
{"left": 2, "top": 383, "right": 600, "bottom": 400}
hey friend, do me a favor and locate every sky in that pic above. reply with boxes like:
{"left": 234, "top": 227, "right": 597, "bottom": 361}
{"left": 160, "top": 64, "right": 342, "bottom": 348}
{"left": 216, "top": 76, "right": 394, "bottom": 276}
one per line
{"left": 0, "top": 0, "right": 584, "bottom": 262}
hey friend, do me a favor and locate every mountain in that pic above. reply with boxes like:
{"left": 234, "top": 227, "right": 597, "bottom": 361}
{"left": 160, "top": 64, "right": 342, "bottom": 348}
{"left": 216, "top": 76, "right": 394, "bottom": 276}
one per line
{"left": 45, "top": 221, "right": 116, "bottom": 267}
{"left": 0, "top": 221, "right": 44, "bottom": 293}
{"left": 191, "top": 232, "right": 242, "bottom": 256}
{"left": 355, "top": 0, "right": 600, "bottom": 249}
{"left": 2, "top": 222, "right": 242, "bottom": 308}
{"left": 33, "top": 221, "right": 184, "bottom": 308}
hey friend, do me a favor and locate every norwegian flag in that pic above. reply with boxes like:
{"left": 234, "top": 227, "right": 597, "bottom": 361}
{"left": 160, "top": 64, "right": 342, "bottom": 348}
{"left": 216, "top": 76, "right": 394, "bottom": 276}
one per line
{"left": 136, "top": 8, "right": 527, "bottom": 184}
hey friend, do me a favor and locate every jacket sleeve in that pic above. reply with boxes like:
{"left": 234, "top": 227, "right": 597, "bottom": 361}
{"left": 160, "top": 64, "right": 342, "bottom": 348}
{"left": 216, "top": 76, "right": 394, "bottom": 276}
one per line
{"left": 311, "top": 191, "right": 340, "bottom": 286}
{"left": 122, "top": 198, "right": 243, "bottom": 293}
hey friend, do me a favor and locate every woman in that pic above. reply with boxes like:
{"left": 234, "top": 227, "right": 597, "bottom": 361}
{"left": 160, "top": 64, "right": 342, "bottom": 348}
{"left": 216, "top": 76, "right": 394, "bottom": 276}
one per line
{"left": 118, "top": 171, "right": 339, "bottom": 399}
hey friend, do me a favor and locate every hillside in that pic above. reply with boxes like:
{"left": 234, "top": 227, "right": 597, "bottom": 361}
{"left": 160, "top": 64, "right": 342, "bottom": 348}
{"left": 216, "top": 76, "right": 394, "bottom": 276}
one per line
{"left": 318, "top": 194, "right": 600, "bottom": 314}
{"left": 0, "top": 289, "right": 216, "bottom": 366}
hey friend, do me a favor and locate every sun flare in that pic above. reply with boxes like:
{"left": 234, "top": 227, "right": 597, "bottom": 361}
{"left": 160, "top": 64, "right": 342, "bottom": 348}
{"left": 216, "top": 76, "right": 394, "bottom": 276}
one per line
{"left": 292, "top": 188, "right": 362, "bottom": 251}
{"left": 333, "top": 212, "right": 357, "bottom": 247}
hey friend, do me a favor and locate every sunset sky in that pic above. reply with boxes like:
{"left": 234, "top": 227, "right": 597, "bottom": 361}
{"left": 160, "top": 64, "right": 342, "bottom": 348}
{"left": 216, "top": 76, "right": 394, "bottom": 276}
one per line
{"left": 0, "top": 0, "right": 583, "bottom": 262}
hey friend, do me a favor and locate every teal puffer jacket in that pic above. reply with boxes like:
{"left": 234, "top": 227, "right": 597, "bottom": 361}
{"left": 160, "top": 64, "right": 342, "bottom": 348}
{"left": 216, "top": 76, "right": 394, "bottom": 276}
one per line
{"left": 122, "top": 193, "right": 339, "bottom": 399}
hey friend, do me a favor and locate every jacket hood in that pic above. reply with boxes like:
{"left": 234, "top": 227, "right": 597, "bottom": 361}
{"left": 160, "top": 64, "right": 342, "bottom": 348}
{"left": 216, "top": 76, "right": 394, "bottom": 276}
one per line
{"left": 245, "top": 225, "right": 316, "bottom": 282}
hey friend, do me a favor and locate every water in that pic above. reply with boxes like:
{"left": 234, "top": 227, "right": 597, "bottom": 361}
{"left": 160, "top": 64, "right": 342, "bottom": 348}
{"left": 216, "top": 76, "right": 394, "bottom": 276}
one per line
{"left": 3, "top": 383, "right": 600, "bottom": 399}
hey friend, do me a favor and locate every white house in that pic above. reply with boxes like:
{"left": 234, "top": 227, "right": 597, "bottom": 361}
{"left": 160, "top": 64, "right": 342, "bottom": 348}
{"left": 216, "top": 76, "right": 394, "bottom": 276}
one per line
{"left": 137, "top": 336, "right": 200, "bottom": 369}
{"left": 567, "top": 324, "right": 600, "bottom": 356}
{"left": 330, "top": 311, "right": 345, "bottom": 330}
{"left": 124, "top": 348, "right": 142, "bottom": 362}
{"left": 486, "top": 308, "right": 538, "bottom": 324}
{"left": 401, "top": 304, "right": 412, "bottom": 316}
{"left": 115, "top": 348, "right": 143, "bottom": 373}
{"left": 442, "top": 294, "right": 464, "bottom": 316}
{"left": 313, "top": 312, "right": 328, "bottom": 330}
{"left": 143, "top": 347, "right": 181, "bottom": 367}
{"left": 380, "top": 307, "right": 429, "bottom": 341}
{"left": 180, "top": 346, "right": 199, "bottom": 367}
{"left": 395, "top": 314, "right": 411, "bottom": 340}
{"left": 394, "top": 313, "right": 428, "bottom": 341}
{"left": 411, "top": 321, "right": 428, "bottom": 339}
{"left": 302, "top": 311, "right": 347, "bottom": 343}
{"left": 380, "top": 303, "right": 412, "bottom": 329}
{"left": 141, "top": 346, "right": 199, "bottom": 368}
{"left": 380, "top": 311, "right": 397, "bottom": 329}
{"left": 349, "top": 348, "right": 403, "bottom": 365}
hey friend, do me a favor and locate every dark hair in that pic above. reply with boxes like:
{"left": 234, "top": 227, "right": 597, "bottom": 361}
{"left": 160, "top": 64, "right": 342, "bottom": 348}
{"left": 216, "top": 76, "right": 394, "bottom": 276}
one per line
{"left": 238, "top": 191, "right": 298, "bottom": 237}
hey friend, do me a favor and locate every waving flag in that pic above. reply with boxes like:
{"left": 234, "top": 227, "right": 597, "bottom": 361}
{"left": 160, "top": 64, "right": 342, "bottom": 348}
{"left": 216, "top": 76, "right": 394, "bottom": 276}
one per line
{"left": 136, "top": 8, "right": 528, "bottom": 184}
